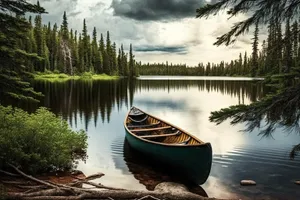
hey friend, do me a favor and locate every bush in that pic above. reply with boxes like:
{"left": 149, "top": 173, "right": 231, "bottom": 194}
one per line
{"left": 53, "top": 70, "right": 60, "bottom": 74}
{"left": 58, "top": 73, "right": 69, "bottom": 78}
{"left": 80, "top": 72, "right": 93, "bottom": 79}
{"left": 0, "top": 105, "right": 88, "bottom": 174}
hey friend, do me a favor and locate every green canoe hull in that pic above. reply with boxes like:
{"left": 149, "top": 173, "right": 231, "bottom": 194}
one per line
{"left": 124, "top": 129, "right": 212, "bottom": 185}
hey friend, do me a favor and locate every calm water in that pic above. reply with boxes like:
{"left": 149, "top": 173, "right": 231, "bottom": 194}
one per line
{"left": 7, "top": 76, "right": 300, "bottom": 199}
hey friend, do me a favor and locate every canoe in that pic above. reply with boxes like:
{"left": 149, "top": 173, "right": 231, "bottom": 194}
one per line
{"left": 124, "top": 107, "right": 212, "bottom": 185}
{"left": 122, "top": 139, "right": 209, "bottom": 197}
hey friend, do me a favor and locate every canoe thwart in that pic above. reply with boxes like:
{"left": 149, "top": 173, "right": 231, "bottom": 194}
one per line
{"left": 128, "top": 122, "right": 161, "bottom": 129}
{"left": 131, "top": 126, "right": 173, "bottom": 133}
{"left": 140, "top": 131, "right": 181, "bottom": 139}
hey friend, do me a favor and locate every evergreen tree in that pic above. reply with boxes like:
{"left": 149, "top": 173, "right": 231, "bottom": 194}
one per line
{"left": 129, "top": 44, "right": 135, "bottom": 77}
{"left": 118, "top": 48, "right": 122, "bottom": 75}
{"left": 112, "top": 42, "right": 117, "bottom": 74}
{"left": 292, "top": 21, "right": 298, "bottom": 67}
{"left": 284, "top": 18, "right": 293, "bottom": 73}
{"left": 105, "top": 31, "right": 112, "bottom": 75}
{"left": 33, "top": 13, "right": 44, "bottom": 71}
{"left": 81, "top": 19, "right": 91, "bottom": 72}
{"left": 99, "top": 33, "right": 105, "bottom": 73}
{"left": 0, "top": 0, "right": 45, "bottom": 101}
{"left": 251, "top": 22, "right": 259, "bottom": 77}
{"left": 61, "top": 11, "right": 69, "bottom": 40}
{"left": 243, "top": 52, "right": 248, "bottom": 75}
{"left": 91, "top": 27, "right": 101, "bottom": 73}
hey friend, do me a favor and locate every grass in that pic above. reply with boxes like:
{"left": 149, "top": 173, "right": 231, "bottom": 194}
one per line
{"left": 34, "top": 71, "right": 119, "bottom": 82}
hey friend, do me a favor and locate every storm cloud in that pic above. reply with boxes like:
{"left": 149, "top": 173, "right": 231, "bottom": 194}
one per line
{"left": 111, "top": 0, "right": 206, "bottom": 21}
{"left": 135, "top": 45, "right": 188, "bottom": 54}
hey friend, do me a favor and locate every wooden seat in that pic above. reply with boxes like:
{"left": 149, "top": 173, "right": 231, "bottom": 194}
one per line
{"left": 140, "top": 131, "right": 181, "bottom": 139}
{"left": 128, "top": 122, "right": 161, "bottom": 129}
{"left": 176, "top": 137, "right": 191, "bottom": 145}
{"left": 131, "top": 126, "right": 172, "bottom": 133}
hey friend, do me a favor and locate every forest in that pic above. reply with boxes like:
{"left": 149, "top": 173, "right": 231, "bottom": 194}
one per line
{"left": 18, "top": 6, "right": 138, "bottom": 77}
{"left": 139, "top": 19, "right": 300, "bottom": 77}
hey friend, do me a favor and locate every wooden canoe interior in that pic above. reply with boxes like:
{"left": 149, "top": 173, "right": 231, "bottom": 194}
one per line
{"left": 126, "top": 108, "right": 203, "bottom": 145}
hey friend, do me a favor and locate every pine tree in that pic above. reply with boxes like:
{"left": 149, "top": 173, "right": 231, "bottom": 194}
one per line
{"left": 61, "top": 11, "right": 69, "bottom": 40}
{"left": 284, "top": 18, "right": 293, "bottom": 73}
{"left": 99, "top": 33, "right": 105, "bottom": 73}
{"left": 112, "top": 42, "right": 117, "bottom": 74}
{"left": 292, "top": 21, "right": 298, "bottom": 67}
{"left": 129, "top": 44, "right": 135, "bottom": 77}
{"left": 105, "top": 31, "right": 111, "bottom": 75}
{"left": 34, "top": 13, "right": 44, "bottom": 71}
{"left": 0, "top": 0, "right": 45, "bottom": 101}
{"left": 91, "top": 27, "right": 101, "bottom": 73}
{"left": 117, "top": 48, "right": 122, "bottom": 75}
{"left": 243, "top": 51, "right": 248, "bottom": 75}
{"left": 251, "top": 22, "right": 259, "bottom": 77}
{"left": 81, "top": 19, "right": 91, "bottom": 72}
{"left": 238, "top": 53, "right": 243, "bottom": 75}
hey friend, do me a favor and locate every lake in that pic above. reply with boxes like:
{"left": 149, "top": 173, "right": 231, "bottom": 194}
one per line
{"left": 8, "top": 76, "right": 300, "bottom": 200}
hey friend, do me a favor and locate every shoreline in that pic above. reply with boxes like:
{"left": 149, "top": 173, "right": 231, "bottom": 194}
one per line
{"left": 33, "top": 72, "right": 119, "bottom": 82}
{"left": 0, "top": 169, "right": 223, "bottom": 200}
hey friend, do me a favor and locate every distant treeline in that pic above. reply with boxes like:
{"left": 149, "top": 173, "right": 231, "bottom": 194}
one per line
{"left": 20, "top": 6, "right": 138, "bottom": 77}
{"left": 139, "top": 19, "right": 300, "bottom": 77}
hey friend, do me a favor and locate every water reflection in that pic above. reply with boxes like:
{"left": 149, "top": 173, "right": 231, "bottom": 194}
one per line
{"left": 3, "top": 77, "right": 300, "bottom": 199}
{"left": 122, "top": 139, "right": 208, "bottom": 197}
{"left": 3, "top": 78, "right": 266, "bottom": 130}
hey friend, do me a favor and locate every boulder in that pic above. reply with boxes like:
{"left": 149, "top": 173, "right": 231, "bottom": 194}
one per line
{"left": 240, "top": 180, "right": 256, "bottom": 186}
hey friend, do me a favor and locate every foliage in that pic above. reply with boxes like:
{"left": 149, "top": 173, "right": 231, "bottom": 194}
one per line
{"left": 34, "top": 71, "right": 118, "bottom": 82}
{"left": 0, "top": 0, "right": 45, "bottom": 102}
{"left": 20, "top": 10, "right": 137, "bottom": 77}
{"left": 0, "top": 105, "right": 88, "bottom": 174}
{"left": 196, "top": 0, "right": 300, "bottom": 46}
{"left": 196, "top": 0, "right": 300, "bottom": 159}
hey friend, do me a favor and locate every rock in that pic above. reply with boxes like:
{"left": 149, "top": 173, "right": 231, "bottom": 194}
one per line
{"left": 155, "top": 182, "right": 189, "bottom": 195}
{"left": 240, "top": 180, "right": 256, "bottom": 186}
{"left": 294, "top": 180, "right": 300, "bottom": 185}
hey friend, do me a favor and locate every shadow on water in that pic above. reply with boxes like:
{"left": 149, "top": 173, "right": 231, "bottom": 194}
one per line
{"left": 122, "top": 138, "right": 209, "bottom": 197}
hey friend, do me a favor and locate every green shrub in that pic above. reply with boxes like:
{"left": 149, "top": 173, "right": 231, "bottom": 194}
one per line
{"left": 80, "top": 72, "right": 93, "bottom": 79}
{"left": 0, "top": 105, "right": 88, "bottom": 174}
{"left": 44, "top": 69, "right": 52, "bottom": 74}
{"left": 53, "top": 70, "right": 60, "bottom": 74}
{"left": 58, "top": 73, "right": 69, "bottom": 78}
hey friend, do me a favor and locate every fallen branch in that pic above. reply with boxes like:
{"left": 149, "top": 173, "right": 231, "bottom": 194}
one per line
{"left": 1, "top": 181, "right": 30, "bottom": 185}
{"left": 0, "top": 169, "right": 19, "bottom": 177}
{"left": 81, "top": 181, "right": 124, "bottom": 190}
{"left": 8, "top": 164, "right": 59, "bottom": 189}
{"left": 72, "top": 173, "right": 104, "bottom": 181}
{"left": 8, "top": 189, "right": 220, "bottom": 200}
{"left": 4, "top": 164, "right": 230, "bottom": 200}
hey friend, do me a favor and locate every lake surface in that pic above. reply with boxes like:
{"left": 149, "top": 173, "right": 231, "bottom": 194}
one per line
{"left": 8, "top": 76, "right": 300, "bottom": 199}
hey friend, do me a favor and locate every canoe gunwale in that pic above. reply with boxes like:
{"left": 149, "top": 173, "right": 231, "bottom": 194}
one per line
{"left": 124, "top": 107, "right": 210, "bottom": 147}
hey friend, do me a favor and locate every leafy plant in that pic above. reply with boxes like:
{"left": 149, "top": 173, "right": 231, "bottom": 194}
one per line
{"left": 0, "top": 105, "right": 88, "bottom": 174}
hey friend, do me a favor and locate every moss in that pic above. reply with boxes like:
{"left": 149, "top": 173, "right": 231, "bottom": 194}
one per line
{"left": 34, "top": 72, "right": 119, "bottom": 82}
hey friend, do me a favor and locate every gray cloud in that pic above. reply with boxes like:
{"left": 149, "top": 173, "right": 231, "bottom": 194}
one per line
{"left": 111, "top": 0, "right": 205, "bottom": 21}
{"left": 135, "top": 45, "right": 188, "bottom": 54}
{"left": 69, "top": 11, "right": 81, "bottom": 17}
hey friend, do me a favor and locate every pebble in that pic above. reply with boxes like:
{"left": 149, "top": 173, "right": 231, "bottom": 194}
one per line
{"left": 240, "top": 180, "right": 256, "bottom": 186}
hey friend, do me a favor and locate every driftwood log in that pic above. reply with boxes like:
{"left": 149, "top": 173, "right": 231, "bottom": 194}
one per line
{"left": 1, "top": 164, "right": 235, "bottom": 200}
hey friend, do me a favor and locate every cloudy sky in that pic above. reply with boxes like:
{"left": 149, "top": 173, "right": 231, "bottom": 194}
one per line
{"left": 32, "top": 0, "right": 263, "bottom": 66}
